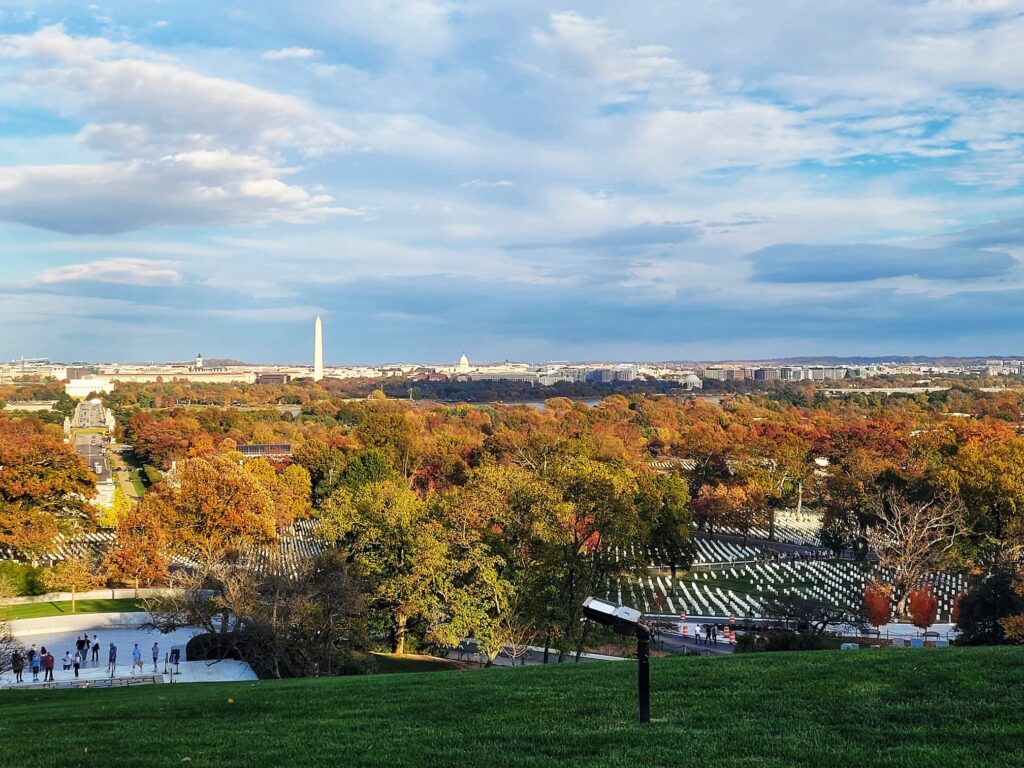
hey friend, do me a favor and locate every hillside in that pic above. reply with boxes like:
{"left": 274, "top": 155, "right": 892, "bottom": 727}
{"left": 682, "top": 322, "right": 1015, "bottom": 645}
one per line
{"left": 2, "top": 648, "right": 1023, "bottom": 768}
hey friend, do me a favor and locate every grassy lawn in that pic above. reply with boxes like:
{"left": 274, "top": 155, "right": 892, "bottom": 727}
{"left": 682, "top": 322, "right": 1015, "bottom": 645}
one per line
{"left": 367, "top": 652, "right": 466, "bottom": 674}
{"left": 0, "top": 598, "right": 145, "bottom": 621}
{"left": 126, "top": 468, "right": 147, "bottom": 496}
{"left": 1, "top": 647, "right": 1022, "bottom": 767}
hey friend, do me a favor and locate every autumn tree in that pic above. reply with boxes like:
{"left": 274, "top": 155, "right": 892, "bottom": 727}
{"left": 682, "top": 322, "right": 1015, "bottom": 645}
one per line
{"left": 0, "top": 418, "right": 97, "bottom": 559}
{"left": 142, "top": 455, "right": 277, "bottom": 561}
{"left": 355, "top": 406, "right": 419, "bottom": 476}
{"left": 939, "top": 435, "right": 1024, "bottom": 566}
{"left": 42, "top": 553, "right": 103, "bottom": 612}
{"left": 104, "top": 503, "right": 169, "bottom": 596}
{"left": 907, "top": 585, "right": 938, "bottom": 631}
{"left": 863, "top": 581, "right": 892, "bottom": 630}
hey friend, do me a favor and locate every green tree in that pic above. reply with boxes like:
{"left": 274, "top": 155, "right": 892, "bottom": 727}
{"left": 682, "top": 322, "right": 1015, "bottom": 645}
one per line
{"left": 641, "top": 473, "right": 692, "bottom": 594}
{"left": 327, "top": 481, "right": 452, "bottom": 655}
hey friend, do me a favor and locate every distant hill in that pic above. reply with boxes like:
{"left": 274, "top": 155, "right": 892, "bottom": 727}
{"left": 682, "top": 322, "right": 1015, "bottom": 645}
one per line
{"left": 1, "top": 646, "right": 1021, "bottom": 767}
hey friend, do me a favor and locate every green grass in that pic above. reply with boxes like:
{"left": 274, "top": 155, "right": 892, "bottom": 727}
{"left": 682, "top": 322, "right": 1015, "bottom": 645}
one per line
{"left": 367, "top": 652, "right": 464, "bottom": 674}
{"left": 126, "top": 468, "right": 147, "bottom": 496}
{"left": 1, "top": 647, "right": 1022, "bottom": 767}
{"left": 0, "top": 598, "right": 144, "bottom": 621}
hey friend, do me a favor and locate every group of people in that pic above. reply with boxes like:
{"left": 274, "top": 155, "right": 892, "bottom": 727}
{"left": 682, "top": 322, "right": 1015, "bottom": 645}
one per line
{"left": 693, "top": 623, "right": 720, "bottom": 644}
{"left": 9, "top": 636, "right": 163, "bottom": 684}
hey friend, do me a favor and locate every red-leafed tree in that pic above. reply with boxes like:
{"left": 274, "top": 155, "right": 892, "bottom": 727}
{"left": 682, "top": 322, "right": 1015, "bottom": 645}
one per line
{"left": 104, "top": 503, "right": 169, "bottom": 596}
{"left": 863, "top": 581, "right": 892, "bottom": 630}
{"left": 907, "top": 585, "right": 938, "bottom": 630}
{"left": 952, "top": 591, "right": 966, "bottom": 624}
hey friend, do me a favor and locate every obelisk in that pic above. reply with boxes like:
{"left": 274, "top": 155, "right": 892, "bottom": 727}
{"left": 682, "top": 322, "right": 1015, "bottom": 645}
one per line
{"left": 313, "top": 315, "right": 324, "bottom": 381}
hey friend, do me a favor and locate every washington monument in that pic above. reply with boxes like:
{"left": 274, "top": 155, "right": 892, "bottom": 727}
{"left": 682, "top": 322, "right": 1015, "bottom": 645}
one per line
{"left": 313, "top": 315, "right": 324, "bottom": 381}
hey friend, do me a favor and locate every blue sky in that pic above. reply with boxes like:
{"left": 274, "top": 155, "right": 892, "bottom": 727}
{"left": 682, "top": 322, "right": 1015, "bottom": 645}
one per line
{"left": 0, "top": 1, "right": 1022, "bottom": 364}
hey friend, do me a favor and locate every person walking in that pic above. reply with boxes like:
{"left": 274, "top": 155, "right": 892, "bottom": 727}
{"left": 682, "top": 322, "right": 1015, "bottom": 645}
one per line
{"left": 151, "top": 642, "right": 160, "bottom": 672}
{"left": 108, "top": 643, "right": 117, "bottom": 677}
{"left": 11, "top": 651, "right": 24, "bottom": 683}
{"left": 62, "top": 651, "right": 73, "bottom": 671}
{"left": 711, "top": 625, "right": 718, "bottom": 644}
{"left": 75, "top": 635, "right": 87, "bottom": 666}
{"left": 43, "top": 648, "right": 55, "bottom": 682}
{"left": 131, "top": 643, "right": 143, "bottom": 675}
{"left": 91, "top": 636, "right": 100, "bottom": 663}
{"left": 72, "top": 653, "right": 81, "bottom": 679}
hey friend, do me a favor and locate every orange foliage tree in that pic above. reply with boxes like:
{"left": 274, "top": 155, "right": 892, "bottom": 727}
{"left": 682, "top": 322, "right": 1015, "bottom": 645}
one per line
{"left": 0, "top": 417, "right": 97, "bottom": 560}
{"left": 104, "top": 503, "right": 169, "bottom": 596}
{"left": 863, "top": 581, "right": 892, "bottom": 629}
{"left": 907, "top": 585, "right": 938, "bottom": 630}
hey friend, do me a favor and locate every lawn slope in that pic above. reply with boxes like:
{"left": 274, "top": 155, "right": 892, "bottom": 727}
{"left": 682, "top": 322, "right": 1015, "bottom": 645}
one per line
{"left": 2, "top": 647, "right": 1022, "bottom": 768}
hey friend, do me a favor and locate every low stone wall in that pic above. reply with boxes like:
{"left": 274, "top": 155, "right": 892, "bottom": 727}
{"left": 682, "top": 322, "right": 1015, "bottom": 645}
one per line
{"left": 0, "top": 588, "right": 177, "bottom": 606}
{"left": 9, "top": 611, "right": 154, "bottom": 637}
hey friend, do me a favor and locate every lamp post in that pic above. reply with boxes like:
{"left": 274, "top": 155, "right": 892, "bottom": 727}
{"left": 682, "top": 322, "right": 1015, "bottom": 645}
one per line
{"left": 635, "top": 621, "right": 651, "bottom": 724}
{"left": 582, "top": 596, "right": 652, "bottom": 724}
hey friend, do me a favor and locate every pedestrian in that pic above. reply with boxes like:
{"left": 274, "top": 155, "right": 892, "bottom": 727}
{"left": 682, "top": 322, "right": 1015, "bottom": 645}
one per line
{"left": 11, "top": 651, "right": 24, "bottom": 683}
{"left": 43, "top": 648, "right": 54, "bottom": 682}
{"left": 75, "top": 635, "right": 87, "bottom": 665}
{"left": 27, "top": 644, "right": 36, "bottom": 667}
{"left": 151, "top": 642, "right": 159, "bottom": 672}
{"left": 91, "top": 636, "right": 100, "bottom": 663}
{"left": 108, "top": 643, "right": 117, "bottom": 677}
{"left": 72, "top": 653, "right": 81, "bottom": 679}
{"left": 705, "top": 624, "right": 712, "bottom": 643}
{"left": 62, "top": 651, "right": 73, "bottom": 671}
{"left": 131, "top": 643, "right": 142, "bottom": 675}
{"left": 711, "top": 625, "right": 718, "bottom": 644}
{"left": 30, "top": 651, "right": 41, "bottom": 682}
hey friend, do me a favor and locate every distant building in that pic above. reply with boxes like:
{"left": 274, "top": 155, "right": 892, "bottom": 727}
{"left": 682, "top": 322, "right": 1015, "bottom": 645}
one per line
{"left": 754, "top": 368, "right": 779, "bottom": 381}
{"left": 463, "top": 371, "right": 540, "bottom": 384}
{"left": 457, "top": 353, "right": 472, "bottom": 374}
{"left": 677, "top": 373, "right": 703, "bottom": 390}
{"left": 238, "top": 444, "right": 293, "bottom": 459}
{"left": 257, "top": 373, "right": 291, "bottom": 385}
{"left": 65, "top": 377, "right": 114, "bottom": 399}
{"left": 702, "top": 367, "right": 727, "bottom": 381}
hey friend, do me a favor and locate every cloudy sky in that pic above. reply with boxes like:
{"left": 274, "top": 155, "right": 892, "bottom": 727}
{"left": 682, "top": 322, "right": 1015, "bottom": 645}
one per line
{"left": 1, "top": 1, "right": 1022, "bottom": 364}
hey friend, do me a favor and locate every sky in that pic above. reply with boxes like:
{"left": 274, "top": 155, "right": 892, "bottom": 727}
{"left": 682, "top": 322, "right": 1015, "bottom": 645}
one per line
{"left": 0, "top": 1, "right": 1022, "bottom": 365}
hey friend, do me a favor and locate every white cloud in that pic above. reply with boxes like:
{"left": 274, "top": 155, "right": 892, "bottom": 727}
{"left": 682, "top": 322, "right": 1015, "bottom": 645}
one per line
{"left": 262, "top": 47, "right": 319, "bottom": 61}
{"left": 0, "top": 25, "right": 359, "bottom": 233}
{"left": 0, "top": 26, "right": 354, "bottom": 157}
{"left": 619, "top": 104, "right": 844, "bottom": 177}
{"left": 37, "top": 258, "right": 184, "bottom": 286}
{"left": 537, "top": 11, "right": 709, "bottom": 94}
{"left": 0, "top": 152, "right": 362, "bottom": 234}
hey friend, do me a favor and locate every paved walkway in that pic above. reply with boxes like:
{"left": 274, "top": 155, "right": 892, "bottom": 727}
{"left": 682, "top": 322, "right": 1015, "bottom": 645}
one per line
{"left": 4, "top": 616, "right": 258, "bottom": 688}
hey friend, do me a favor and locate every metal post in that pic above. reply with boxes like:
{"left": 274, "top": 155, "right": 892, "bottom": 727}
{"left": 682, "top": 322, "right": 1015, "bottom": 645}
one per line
{"left": 636, "top": 624, "right": 651, "bottom": 724}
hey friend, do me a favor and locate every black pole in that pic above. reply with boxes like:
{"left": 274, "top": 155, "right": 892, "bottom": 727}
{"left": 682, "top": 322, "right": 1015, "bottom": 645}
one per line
{"left": 636, "top": 624, "right": 651, "bottom": 724}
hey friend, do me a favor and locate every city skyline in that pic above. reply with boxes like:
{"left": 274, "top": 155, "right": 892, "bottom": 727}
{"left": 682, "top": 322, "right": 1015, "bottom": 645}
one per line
{"left": 1, "top": 3, "right": 1022, "bottom": 362}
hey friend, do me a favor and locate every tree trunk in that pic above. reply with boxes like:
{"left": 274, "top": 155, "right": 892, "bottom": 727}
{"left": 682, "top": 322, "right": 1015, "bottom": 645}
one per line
{"left": 574, "top": 622, "right": 590, "bottom": 663}
{"left": 796, "top": 482, "right": 803, "bottom": 515}
{"left": 542, "top": 634, "right": 550, "bottom": 665}
{"left": 134, "top": 577, "right": 140, "bottom": 599}
{"left": 393, "top": 614, "right": 407, "bottom": 655}
{"left": 71, "top": 588, "right": 76, "bottom": 613}
{"left": 768, "top": 507, "right": 776, "bottom": 542}
{"left": 670, "top": 564, "right": 678, "bottom": 596}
